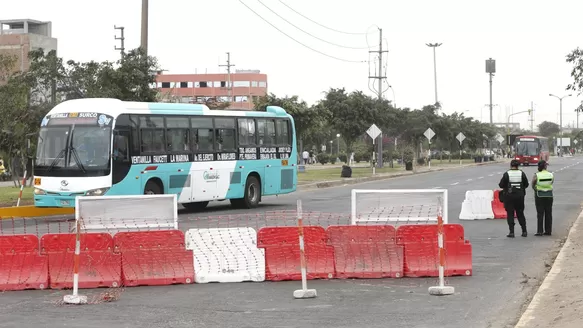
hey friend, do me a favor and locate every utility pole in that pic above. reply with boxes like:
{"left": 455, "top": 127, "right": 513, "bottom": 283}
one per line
{"left": 368, "top": 28, "right": 388, "bottom": 168}
{"left": 140, "top": 0, "right": 149, "bottom": 54}
{"left": 426, "top": 43, "right": 442, "bottom": 109}
{"left": 114, "top": 25, "right": 125, "bottom": 60}
{"left": 219, "top": 52, "right": 235, "bottom": 102}
{"left": 529, "top": 101, "right": 534, "bottom": 132}
{"left": 486, "top": 58, "right": 496, "bottom": 124}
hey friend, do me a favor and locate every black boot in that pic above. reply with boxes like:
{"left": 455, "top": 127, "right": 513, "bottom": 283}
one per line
{"left": 507, "top": 229, "right": 515, "bottom": 238}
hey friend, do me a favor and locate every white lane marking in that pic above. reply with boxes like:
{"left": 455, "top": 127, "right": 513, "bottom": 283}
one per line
{"left": 450, "top": 182, "right": 459, "bottom": 185}
{"left": 432, "top": 186, "right": 441, "bottom": 189}
{"left": 488, "top": 174, "right": 494, "bottom": 177}
{"left": 477, "top": 176, "right": 484, "bottom": 179}
{"left": 466, "top": 178, "right": 473, "bottom": 181}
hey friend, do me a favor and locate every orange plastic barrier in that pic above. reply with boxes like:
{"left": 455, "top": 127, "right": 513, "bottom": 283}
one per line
{"left": 327, "top": 225, "right": 404, "bottom": 279}
{"left": 40, "top": 233, "right": 120, "bottom": 289}
{"left": 0, "top": 234, "right": 48, "bottom": 290}
{"left": 396, "top": 224, "right": 472, "bottom": 277}
{"left": 113, "top": 230, "right": 194, "bottom": 287}
{"left": 257, "top": 226, "right": 335, "bottom": 281}
{"left": 492, "top": 189, "right": 516, "bottom": 219}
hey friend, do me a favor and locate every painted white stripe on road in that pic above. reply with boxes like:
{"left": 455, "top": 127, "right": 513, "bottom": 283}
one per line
{"left": 450, "top": 182, "right": 459, "bottom": 186}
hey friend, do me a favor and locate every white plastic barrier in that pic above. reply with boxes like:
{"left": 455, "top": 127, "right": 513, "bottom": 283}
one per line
{"left": 458, "top": 190, "right": 495, "bottom": 220}
{"left": 75, "top": 194, "right": 178, "bottom": 233}
{"left": 185, "top": 227, "right": 265, "bottom": 283}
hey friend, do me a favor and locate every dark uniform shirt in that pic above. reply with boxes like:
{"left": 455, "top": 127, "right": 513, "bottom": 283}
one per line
{"left": 498, "top": 169, "right": 529, "bottom": 195}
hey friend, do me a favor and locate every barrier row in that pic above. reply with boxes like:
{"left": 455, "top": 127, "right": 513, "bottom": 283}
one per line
{"left": 459, "top": 190, "right": 515, "bottom": 220}
{"left": 0, "top": 224, "right": 473, "bottom": 291}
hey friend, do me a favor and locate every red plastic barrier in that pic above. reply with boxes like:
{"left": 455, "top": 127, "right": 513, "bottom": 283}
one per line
{"left": 114, "top": 230, "right": 194, "bottom": 287}
{"left": 327, "top": 225, "right": 404, "bottom": 279}
{"left": 396, "top": 224, "right": 472, "bottom": 277}
{"left": 492, "top": 190, "right": 516, "bottom": 219}
{"left": 0, "top": 234, "right": 48, "bottom": 291}
{"left": 257, "top": 226, "right": 335, "bottom": 281}
{"left": 40, "top": 233, "right": 120, "bottom": 289}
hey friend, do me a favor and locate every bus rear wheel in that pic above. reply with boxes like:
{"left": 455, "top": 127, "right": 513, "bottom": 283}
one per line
{"left": 144, "top": 180, "right": 163, "bottom": 195}
{"left": 230, "top": 175, "right": 260, "bottom": 209}
{"left": 182, "top": 201, "right": 209, "bottom": 211}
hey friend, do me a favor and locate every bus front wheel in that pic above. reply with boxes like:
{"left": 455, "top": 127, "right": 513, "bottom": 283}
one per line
{"left": 144, "top": 180, "right": 163, "bottom": 195}
{"left": 231, "top": 175, "right": 261, "bottom": 209}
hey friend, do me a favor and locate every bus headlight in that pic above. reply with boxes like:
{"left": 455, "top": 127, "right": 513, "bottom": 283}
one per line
{"left": 534, "top": 157, "right": 538, "bottom": 161}
{"left": 85, "top": 188, "right": 110, "bottom": 196}
{"left": 34, "top": 188, "right": 46, "bottom": 195}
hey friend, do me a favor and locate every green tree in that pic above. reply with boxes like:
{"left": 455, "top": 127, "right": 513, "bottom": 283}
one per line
{"left": 566, "top": 47, "right": 583, "bottom": 95}
{"left": 538, "top": 121, "right": 560, "bottom": 137}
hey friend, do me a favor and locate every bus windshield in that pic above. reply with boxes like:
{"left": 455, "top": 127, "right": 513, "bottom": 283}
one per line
{"left": 35, "top": 125, "right": 112, "bottom": 177}
{"left": 516, "top": 140, "right": 539, "bottom": 156}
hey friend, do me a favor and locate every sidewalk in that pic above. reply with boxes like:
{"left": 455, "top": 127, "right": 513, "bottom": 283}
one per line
{"left": 298, "top": 160, "right": 501, "bottom": 191}
{"left": 515, "top": 209, "right": 583, "bottom": 328}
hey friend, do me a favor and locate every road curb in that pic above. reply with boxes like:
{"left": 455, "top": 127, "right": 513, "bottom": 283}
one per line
{"left": 514, "top": 208, "right": 583, "bottom": 327}
{"left": 298, "top": 160, "right": 501, "bottom": 191}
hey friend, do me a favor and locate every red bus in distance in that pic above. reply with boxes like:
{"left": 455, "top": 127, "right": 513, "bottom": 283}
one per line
{"left": 513, "top": 135, "right": 549, "bottom": 165}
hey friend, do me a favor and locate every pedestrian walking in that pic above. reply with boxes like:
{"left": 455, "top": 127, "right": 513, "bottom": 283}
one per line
{"left": 532, "top": 160, "right": 554, "bottom": 236}
{"left": 498, "top": 159, "right": 529, "bottom": 237}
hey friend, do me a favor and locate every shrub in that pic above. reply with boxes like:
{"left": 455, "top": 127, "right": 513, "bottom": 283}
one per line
{"left": 316, "top": 153, "right": 330, "bottom": 165}
{"left": 338, "top": 153, "right": 348, "bottom": 163}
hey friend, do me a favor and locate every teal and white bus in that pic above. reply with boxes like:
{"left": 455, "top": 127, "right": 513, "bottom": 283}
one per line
{"left": 33, "top": 98, "right": 298, "bottom": 210}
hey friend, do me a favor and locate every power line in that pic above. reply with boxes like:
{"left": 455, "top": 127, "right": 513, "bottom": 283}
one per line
{"left": 239, "top": 0, "right": 366, "bottom": 63}
{"left": 258, "top": 0, "right": 370, "bottom": 50}
{"left": 278, "top": 0, "right": 368, "bottom": 36}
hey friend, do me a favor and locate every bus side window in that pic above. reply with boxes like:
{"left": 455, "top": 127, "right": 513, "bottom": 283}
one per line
{"left": 238, "top": 118, "right": 256, "bottom": 146}
{"left": 191, "top": 117, "right": 214, "bottom": 152}
{"left": 139, "top": 116, "right": 165, "bottom": 153}
{"left": 129, "top": 115, "right": 140, "bottom": 155}
{"left": 276, "top": 119, "right": 291, "bottom": 146}
{"left": 215, "top": 118, "right": 236, "bottom": 151}
{"left": 166, "top": 117, "right": 190, "bottom": 152}
{"left": 257, "top": 119, "right": 276, "bottom": 145}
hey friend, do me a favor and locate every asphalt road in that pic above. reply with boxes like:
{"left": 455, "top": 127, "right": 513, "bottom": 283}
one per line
{"left": 1, "top": 157, "right": 582, "bottom": 328}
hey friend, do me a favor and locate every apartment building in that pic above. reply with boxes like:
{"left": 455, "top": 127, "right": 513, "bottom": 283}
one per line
{"left": 0, "top": 19, "right": 57, "bottom": 77}
{"left": 155, "top": 69, "right": 268, "bottom": 110}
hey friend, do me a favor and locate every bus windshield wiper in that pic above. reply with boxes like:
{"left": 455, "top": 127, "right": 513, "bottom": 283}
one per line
{"left": 69, "top": 147, "right": 87, "bottom": 173}
{"left": 46, "top": 148, "right": 67, "bottom": 172}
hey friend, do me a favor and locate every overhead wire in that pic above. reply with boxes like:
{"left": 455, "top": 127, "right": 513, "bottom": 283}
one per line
{"left": 239, "top": 0, "right": 367, "bottom": 63}
{"left": 257, "top": 0, "right": 371, "bottom": 50}
{"left": 278, "top": 0, "right": 369, "bottom": 36}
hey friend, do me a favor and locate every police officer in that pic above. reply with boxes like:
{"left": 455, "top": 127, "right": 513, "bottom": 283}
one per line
{"left": 532, "top": 160, "right": 554, "bottom": 236}
{"left": 499, "top": 159, "right": 529, "bottom": 237}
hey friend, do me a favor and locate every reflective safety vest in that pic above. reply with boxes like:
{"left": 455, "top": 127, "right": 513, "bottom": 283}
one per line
{"left": 535, "top": 170, "right": 554, "bottom": 195}
{"left": 507, "top": 169, "right": 523, "bottom": 191}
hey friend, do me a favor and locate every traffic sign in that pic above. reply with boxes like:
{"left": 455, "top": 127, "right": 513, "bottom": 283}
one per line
{"left": 456, "top": 132, "right": 466, "bottom": 144}
{"left": 424, "top": 128, "right": 435, "bottom": 142}
{"left": 575, "top": 140, "right": 579, "bottom": 145}
{"left": 366, "top": 124, "right": 382, "bottom": 140}
{"left": 496, "top": 135, "right": 504, "bottom": 143}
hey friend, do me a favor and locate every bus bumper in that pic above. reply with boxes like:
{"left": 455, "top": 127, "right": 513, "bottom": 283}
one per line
{"left": 34, "top": 195, "right": 77, "bottom": 208}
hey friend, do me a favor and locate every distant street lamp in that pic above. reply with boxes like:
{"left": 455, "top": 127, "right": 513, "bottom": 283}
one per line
{"left": 336, "top": 134, "right": 341, "bottom": 154}
{"left": 549, "top": 93, "right": 572, "bottom": 154}
{"left": 426, "top": 43, "right": 442, "bottom": 109}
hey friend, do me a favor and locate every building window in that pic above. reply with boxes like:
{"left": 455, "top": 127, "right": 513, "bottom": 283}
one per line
{"left": 213, "top": 81, "right": 221, "bottom": 87}
{"left": 200, "top": 81, "right": 208, "bottom": 88}
{"left": 170, "top": 82, "right": 176, "bottom": 88}
{"left": 276, "top": 120, "right": 291, "bottom": 146}
{"left": 181, "top": 96, "right": 193, "bottom": 103}
{"left": 259, "top": 81, "right": 267, "bottom": 88}
{"left": 180, "top": 82, "right": 188, "bottom": 88}
{"left": 161, "top": 82, "right": 170, "bottom": 88}
{"left": 220, "top": 81, "right": 226, "bottom": 87}
{"left": 233, "top": 81, "right": 250, "bottom": 87}
{"left": 251, "top": 81, "right": 258, "bottom": 87}
{"left": 257, "top": 119, "right": 276, "bottom": 145}
{"left": 235, "top": 96, "right": 248, "bottom": 102}
{"left": 187, "top": 82, "right": 193, "bottom": 88}
{"left": 238, "top": 118, "right": 256, "bottom": 146}
{"left": 166, "top": 117, "right": 190, "bottom": 152}
{"left": 218, "top": 96, "right": 231, "bottom": 102}
{"left": 194, "top": 82, "right": 200, "bottom": 88}
{"left": 214, "top": 118, "right": 236, "bottom": 151}
{"left": 191, "top": 118, "right": 214, "bottom": 152}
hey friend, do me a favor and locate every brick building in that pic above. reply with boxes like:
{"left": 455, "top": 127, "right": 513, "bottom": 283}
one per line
{"left": 0, "top": 19, "right": 57, "bottom": 78}
{"left": 155, "top": 69, "right": 268, "bottom": 110}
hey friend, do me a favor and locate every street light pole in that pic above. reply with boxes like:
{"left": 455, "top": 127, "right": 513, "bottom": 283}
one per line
{"left": 426, "top": 43, "right": 442, "bottom": 109}
{"left": 550, "top": 93, "right": 572, "bottom": 155}
{"left": 507, "top": 110, "right": 531, "bottom": 156}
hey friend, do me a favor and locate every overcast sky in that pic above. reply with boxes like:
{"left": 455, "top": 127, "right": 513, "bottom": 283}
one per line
{"left": 4, "top": 0, "right": 583, "bottom": 131}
